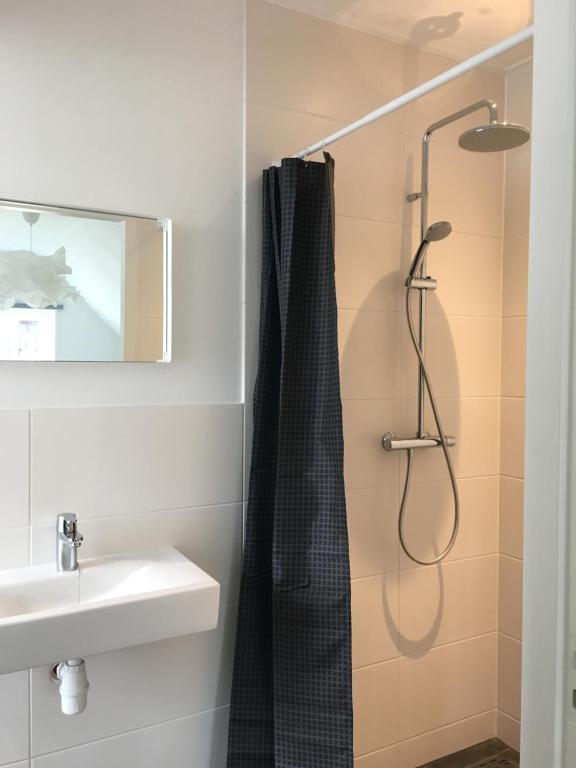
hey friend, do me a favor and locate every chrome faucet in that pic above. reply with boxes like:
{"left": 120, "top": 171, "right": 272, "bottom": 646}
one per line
{"left": 56, "top": 513, "right": 83, "bottom": 572}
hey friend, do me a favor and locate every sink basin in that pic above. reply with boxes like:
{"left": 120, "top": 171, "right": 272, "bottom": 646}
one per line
{"left": 0, "top": 549, "right": 220, "bottom": 674}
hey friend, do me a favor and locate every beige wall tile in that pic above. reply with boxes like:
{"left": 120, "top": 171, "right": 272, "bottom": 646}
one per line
{"left": 501, "top": 317, "right": 527, "bottom": 398}
{"left": 336, "top": 217, "right": 402, "bottom": 312}
{"left": 505, "top": 61, "right": 533, "bottom": 129}
{"left": 248, "top": 103, "right": 405, "bottom": 221}
{"left": 342, "top": 400, "right": 401, "bottom": 489}
{"left": 246, "top": 0, "right": 405, "bottom": 130}
{"left": 497, "top": 711, "right": 521, "bottom": 752}
{"left": 500, "top": 398, "right": 525, "bottom": 479}
{"left": 352, "top": 574, "right": 399, "bottom": 668}
{"left": 354, "top": 661, "right": 399, "bottom": 756}
{"left": 504, "top": 147, "right": 531, "bottom": 238}
{"left": 355, "top": 744, "right": 400, "bottom": 768}
{"left": 333, "top": 125, "right": 405, "bottom": 222}
{"left": 402, "top": 315, "right": 502, "bottom": 399}
{"left": 397, "top": 711, "right": 497, "bottom": 768}
{"left": 401, "top": 48, "right": 505, "bottom": 145}
{"left": 499, "top": 556, "right": 523, "bottom": 641}
{"left": 406, "top": 228, "right": 503, "bottom": 318}
{"left": 340, "top": 311, "right": 402, "bottom": 399}
{"left": 398, "top": 556, "right": 497, "bottom": 654}
{"left": 399, "top": 476, "right": 498, "bottom": 569}
{"left": 502, "top": 234, "right": 529, "bottom": 317}
{"left": 405, "top": 138, "right": 504, "bottom": 238}
{"left": 500, "top": 477, "right": 524, "bottom": 560}
{"left": 398, "top": 634, "right": 497, "bottom": 739}
{"left": 246, "top": 101, "right": 343, "bottom": 202}
{"left": 498, "top": 634, "right": 522, "bottom": 721}
{"left": 401, "top": 397, "right": 500, "bottom": 481}
{"left": 347, "top": 486, "right": 399, "bottom": 577}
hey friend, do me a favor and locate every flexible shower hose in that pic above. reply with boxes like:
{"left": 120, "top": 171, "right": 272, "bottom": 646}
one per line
{"left": 400, "top": 285, "right": 460, "bottom": 566}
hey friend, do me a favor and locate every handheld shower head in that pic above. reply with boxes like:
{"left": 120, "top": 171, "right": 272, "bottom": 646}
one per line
{"left": 459, "top": 122, "right": 530, "bottom": 152}
{"left": 425, "top": 220, "right": 452, "bottom": 241}
{"left": 406, "top": 221, "right": 452, "bottom": 285}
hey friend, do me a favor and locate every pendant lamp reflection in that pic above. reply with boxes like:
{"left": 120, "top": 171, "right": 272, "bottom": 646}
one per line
{"left": 0, "top": 211, "right": 81, "bottom": 310}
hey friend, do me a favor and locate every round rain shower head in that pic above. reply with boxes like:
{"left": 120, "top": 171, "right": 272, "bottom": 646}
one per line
{"left": 426, "top": 221, "right": 452, "bottom": 242}
{"left": 458, "top": 122, "right": 530, "bottom": 152}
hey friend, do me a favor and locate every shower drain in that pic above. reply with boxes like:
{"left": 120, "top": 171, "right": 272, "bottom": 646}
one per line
{"left": 470, "top": 756, "right": 518, "bottom": 768}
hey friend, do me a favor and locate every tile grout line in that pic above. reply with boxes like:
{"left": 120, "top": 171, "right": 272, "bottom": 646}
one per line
{"left": 352, "top": 628, "right": 499, "bottom": 672}
{"left": 27, "top": 410, "right": 32, "bottom": 763}
{"left": 30, "top": 703, "right": 231, "bottom": 761}
{"left": 355, "top": 708, "right": 498, "bottom": 760}
{"left": 352, "top": 551, "right": 500, "bottom": 581}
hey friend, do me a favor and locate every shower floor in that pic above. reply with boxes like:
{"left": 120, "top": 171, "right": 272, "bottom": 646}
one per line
{"left": 417, "top": 739, "right": 519, "bottom": 768}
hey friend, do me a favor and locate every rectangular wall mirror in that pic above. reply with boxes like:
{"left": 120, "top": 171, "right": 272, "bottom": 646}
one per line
{"left": 0, "top": 199, "right": 171, "bottom": 362}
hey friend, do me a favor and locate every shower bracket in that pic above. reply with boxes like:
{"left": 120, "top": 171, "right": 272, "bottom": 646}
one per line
{"left": 381, "top": 432, "right": 456, "bottom": 452}
{"left": 409, "top": 277, "right": 437, "bottom": 291}
{"left": 406, "top": 191, "right": 422, "bottom": 202}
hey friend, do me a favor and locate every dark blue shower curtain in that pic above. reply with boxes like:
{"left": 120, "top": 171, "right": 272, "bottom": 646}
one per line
{"left": 227, "top": 154, "right": 353, "bottom": 768}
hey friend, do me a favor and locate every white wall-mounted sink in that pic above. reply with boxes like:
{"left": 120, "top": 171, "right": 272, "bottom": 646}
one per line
{"left": 0, "top": 548, "right": 220, "bottom": 674}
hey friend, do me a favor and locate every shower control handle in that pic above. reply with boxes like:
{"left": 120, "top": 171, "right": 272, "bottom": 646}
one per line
{"left": 381, "top": 432, "right": 456, "bottom": 452}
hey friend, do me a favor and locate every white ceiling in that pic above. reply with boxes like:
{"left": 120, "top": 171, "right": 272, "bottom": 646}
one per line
{"left": 267, "top": 0, "right": 533, "bottom": 66}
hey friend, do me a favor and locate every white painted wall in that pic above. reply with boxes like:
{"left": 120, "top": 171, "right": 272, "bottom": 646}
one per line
{"left": 0, "top": 1, "right": 245, "bottom": 766}
{"left": 0, "top": 0, "right": 244, "bottom": 407}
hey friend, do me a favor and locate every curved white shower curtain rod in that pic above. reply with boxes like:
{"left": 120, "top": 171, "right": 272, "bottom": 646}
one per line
{"left": 289, "top": 25, "right": 534, "bottom": 161}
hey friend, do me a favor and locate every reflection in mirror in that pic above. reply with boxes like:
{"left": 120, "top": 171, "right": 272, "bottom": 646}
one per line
{"left": 0, "top": 200, "right": 171, "bottom": 362}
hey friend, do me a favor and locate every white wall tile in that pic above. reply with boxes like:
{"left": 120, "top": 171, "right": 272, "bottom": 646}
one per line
{"left": 31, "top": 503, "right": 242, "bottom": 605}
{"left": 31, "top": 405, "right": 243, "bottom": 524}
{"left": 0, "top": 527, "right": 29, "bottom": 572}
{"left": 31, "top": 604, "right": 236, "bottom": 755}
{"left": 31, "top": 706, "right": 229, "bottom": 768}
{"left": 2, "top": 763, "right": 29, "bottom": 768}
{"left": 0, "top": 0, "right": 244, "bottom": 408}
{"left": 0, "top": 671, "right": 29, "bottom": 765}
{"left": 244, "top": 301, "right": 260, "bottom": 402}
{"left": 0, "top": 410, "right": 29, "bottom": 530}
